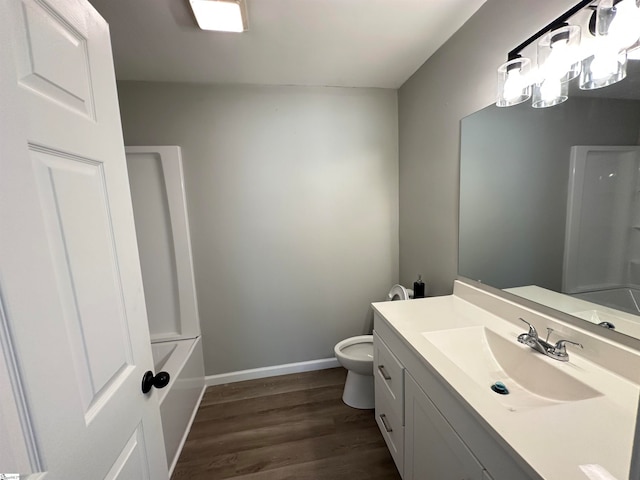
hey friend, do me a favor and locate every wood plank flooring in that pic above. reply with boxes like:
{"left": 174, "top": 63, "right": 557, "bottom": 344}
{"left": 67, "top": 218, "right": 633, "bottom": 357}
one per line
{"left": 171, "top": 368, "right": 401, "bottom": 479}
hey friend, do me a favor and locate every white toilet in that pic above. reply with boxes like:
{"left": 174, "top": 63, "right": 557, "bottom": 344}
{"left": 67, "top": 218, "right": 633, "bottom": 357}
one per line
{"left": 387, "top": 283, "right": 414, "bottom": 301}
{"left": 334, "top": 284, "right": 412, "bottom": 409}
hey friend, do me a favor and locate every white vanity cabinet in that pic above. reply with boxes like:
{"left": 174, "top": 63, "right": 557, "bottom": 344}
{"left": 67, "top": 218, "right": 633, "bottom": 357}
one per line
{"left": 372, "top": 280, "right": 640, "bottom": 479}
{"left": 373, "top": 331, "right": 405, "bottom": 476}
{"left": 405, "top": 372, "right": 486, "bottom": 480}
{"left": 374, "top": 313, "right": 533, "bottom": 480}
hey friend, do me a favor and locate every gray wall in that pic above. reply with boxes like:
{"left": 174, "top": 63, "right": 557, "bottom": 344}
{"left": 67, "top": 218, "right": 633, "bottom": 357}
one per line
{"left": 459, "top": 98, "right": 640, "bottom": 291}
{"left": 398, "top": 0, "right": 579, "bottom": 296}
{"left": 117, "top": 82, "right": 399, "bottom": 375}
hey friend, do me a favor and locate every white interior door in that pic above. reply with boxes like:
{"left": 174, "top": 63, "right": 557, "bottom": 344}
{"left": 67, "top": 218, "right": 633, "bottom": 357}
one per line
{"left": 0, "top": 0, "right": 169, "bottom": 478}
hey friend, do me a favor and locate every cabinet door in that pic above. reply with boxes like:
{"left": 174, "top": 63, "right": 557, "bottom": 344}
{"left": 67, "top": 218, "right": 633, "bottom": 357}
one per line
{"left": 405, "top": 373, "right": 484, "bottom": 480}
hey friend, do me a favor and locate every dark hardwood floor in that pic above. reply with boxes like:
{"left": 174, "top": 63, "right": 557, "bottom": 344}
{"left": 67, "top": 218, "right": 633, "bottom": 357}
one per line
{"left": 171, "top": 368, "right": 401, "bottom": 479}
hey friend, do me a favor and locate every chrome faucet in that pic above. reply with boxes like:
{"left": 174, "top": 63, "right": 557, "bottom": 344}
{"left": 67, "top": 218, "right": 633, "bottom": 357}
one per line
{"left": 517, "top": 318, "right": 583, "bottom": 362}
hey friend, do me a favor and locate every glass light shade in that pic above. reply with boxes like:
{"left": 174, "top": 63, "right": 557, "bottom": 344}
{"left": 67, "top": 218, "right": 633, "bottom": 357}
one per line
{"left": 496, "top": 58, "right": 532, "bottom": 107}
{"left": 580, "top": 1, "right": 629, "bottom": 90}
{"left": 628, "top": 43, "right": 640, "bottom": 59}
{"left": 607, "top": 0, "right": 640, "bottom": 50}
{"left": 624, "top": 0, "right": 640, "bottom": 60}
{"left": 532, "top": 77, "right": 569, "bottom": 108}
{"left": 537, "top": 25, "right": 581, "bottom": 83}
{"left": 579, "top": 50, "right": 627, "bottom": 89}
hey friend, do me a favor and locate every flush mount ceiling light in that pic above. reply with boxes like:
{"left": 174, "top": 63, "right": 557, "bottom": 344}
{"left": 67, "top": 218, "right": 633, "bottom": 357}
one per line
{"left": 189, "top": 0, "right": 248, "bottom": 32}
{"left": 496, "top": 0, "right": 640, "bottom": 108}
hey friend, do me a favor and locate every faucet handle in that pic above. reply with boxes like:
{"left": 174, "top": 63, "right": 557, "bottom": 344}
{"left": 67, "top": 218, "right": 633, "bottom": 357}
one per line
{"left": 553, "top": 339, "right": 583, "bottom": 357}
{"left": 519, "top": 318, "right": 538, "bottom": 338}
{"left": 545, "top": 327, "right": 554, "bottom": 343}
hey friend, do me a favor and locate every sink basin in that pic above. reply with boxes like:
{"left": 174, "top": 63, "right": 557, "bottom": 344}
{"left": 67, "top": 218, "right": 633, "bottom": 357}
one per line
{"left": 422, "top": 326, "right": 601, "bottom": 411}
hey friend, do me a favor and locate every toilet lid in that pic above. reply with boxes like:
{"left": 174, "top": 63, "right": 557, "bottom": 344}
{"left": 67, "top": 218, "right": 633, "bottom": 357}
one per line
{"left": 388, "top": 284, "right": 410, "bottom": 301}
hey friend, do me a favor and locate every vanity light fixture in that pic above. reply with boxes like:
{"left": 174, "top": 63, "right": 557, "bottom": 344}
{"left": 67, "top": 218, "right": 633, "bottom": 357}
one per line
{"left": 532, "top": 76, "right": 570, "bottom": 108}
{"left": 497, "top": 0, "right": 640, "bottom": 107}
{"left": 580, "top": 46, "right": 627, "bottom": 89}
{"left": 625, "top": 0, "right": 640, "bottom": 60}
{"left": 603, "top": 0, "right": 640, "bottom": 50}
{"left": 189, "top": 0, "right": 248, "bottom": 32}
{"left": 533, "top": 25, "right": 581, "bottom": 108}
{"left": 496, "top": 58, "right": 532, "bottom": 107}
{"left": 580, "top": 0, "right": 630, "bottom": 89}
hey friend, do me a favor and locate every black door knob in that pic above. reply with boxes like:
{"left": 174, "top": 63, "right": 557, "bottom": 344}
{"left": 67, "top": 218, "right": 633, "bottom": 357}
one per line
{"left": 141, "top": 370, "right": 170, "bottom": 394}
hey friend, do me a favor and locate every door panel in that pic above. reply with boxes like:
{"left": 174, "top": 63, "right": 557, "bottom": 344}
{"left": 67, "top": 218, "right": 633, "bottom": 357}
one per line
{"left": 15, "top": 0, "right": 95, "bottom": 118}
{"left": 0, "top": 0, "right": 168, "bottom": 478}
{"left": 105, "top": 425, "right": 152, "bottom": 480}
{"left": 32, "top": 147, "right": 134, "bottom": 412}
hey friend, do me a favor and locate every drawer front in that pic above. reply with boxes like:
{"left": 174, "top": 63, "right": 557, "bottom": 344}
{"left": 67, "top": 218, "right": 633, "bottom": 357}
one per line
{"left": 373, "top": 331, "right": 404, "bottom": 422}
{"left": 375, "top": 387, "right": 404, "bottom": 477}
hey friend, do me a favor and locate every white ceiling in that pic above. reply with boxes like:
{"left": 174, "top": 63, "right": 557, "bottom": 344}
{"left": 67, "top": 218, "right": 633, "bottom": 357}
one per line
{"left": 88, "top": 0, "right": 486, "bottom": 88}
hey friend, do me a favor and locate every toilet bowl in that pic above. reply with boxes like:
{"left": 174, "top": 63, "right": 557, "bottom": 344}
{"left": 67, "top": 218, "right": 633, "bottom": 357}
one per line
{"left": 334, "top": 335, "right": 374, "bottom": 409}
{"left": 334, "top": 284, "right": 413, "bottom": 409}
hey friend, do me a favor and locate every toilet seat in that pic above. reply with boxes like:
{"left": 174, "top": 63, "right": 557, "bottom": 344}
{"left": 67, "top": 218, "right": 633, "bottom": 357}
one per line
{"left": 334, "top": 335, "right": 373, "bottom": 363}
{"left": 387, "top": 284, "right": 413, "bottom": 301}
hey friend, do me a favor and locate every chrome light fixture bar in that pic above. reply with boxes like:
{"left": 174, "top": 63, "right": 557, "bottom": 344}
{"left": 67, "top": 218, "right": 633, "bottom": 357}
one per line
{"left": 497, "top": 0, "right": 640, "bottom": 108}
{"left": 505, "top": 1, "right": 593, "bottom": 64}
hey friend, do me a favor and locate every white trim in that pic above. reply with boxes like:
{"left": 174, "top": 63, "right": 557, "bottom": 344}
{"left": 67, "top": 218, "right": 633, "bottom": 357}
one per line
{"left": 0, "top": 294, "right": 42, "bottom": 473}
{"left": 167, "top": 384, "right": 206, "bottom": 477}
{"left": 205, "top": 357, "right": 340, "bottom": 386}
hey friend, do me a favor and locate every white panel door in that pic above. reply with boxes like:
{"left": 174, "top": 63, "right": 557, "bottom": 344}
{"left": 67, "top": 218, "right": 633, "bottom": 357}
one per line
{"left": 0, "top": 0, "right": 169, "bottom": 478}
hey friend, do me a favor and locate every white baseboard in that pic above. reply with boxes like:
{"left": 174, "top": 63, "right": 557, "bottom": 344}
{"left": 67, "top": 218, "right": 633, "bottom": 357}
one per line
{"left": 205, "top": 357, "right": 340, "bottom": 386}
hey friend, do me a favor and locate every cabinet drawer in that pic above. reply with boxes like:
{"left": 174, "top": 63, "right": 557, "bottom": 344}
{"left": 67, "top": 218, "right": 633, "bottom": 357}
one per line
{"left": 375, "top": 386, "right": 404, "bottom": 477}
{"left": 373, "top": 331, "right": 404, "bottom": 422}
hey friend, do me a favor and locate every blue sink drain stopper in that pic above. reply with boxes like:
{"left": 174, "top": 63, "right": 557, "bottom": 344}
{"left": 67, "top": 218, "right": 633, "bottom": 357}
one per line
{"left": 491, "top": 381, "right": 509, "bottom": 395}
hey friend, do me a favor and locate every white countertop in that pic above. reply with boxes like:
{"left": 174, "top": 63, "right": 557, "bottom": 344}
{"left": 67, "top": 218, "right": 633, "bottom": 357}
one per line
{"left": 372, "top": 293, "right": 640, "bottom": 480}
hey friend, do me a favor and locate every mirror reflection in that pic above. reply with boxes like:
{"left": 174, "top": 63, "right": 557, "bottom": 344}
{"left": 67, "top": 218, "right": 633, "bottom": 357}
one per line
{"left": 460, "top": 61, "right": 640, "bottom": 341}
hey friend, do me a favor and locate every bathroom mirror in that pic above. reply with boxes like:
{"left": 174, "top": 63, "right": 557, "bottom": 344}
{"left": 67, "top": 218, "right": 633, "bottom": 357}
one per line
{"left": 459, "top": 60, "right": 640, "bottom": 342}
